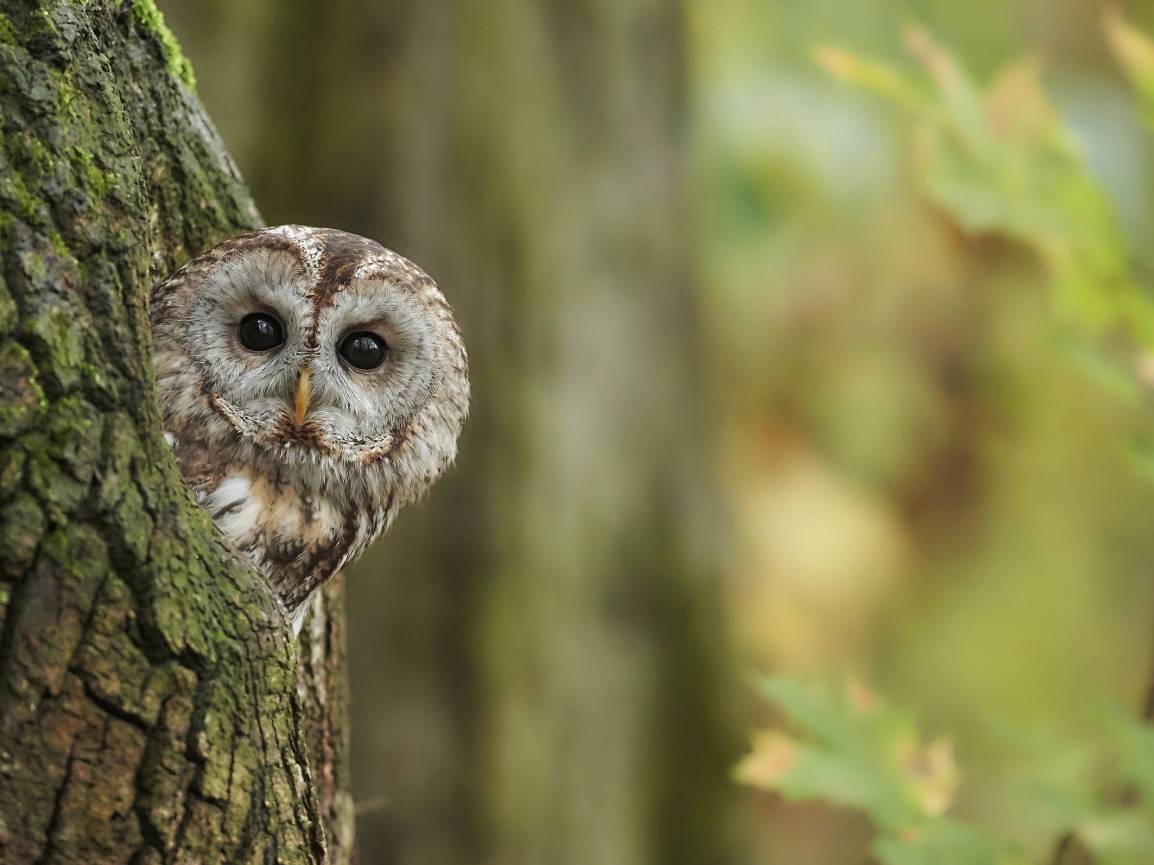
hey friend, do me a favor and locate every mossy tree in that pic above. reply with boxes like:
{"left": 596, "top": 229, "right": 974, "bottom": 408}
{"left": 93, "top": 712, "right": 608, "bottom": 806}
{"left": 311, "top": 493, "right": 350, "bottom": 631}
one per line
{"left": 0, "top": 2, "right": 349, "bottom": 863}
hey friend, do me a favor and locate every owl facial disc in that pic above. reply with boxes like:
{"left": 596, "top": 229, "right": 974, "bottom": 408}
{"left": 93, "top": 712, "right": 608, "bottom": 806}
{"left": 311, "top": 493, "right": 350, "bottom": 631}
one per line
{"left": 151, "top": 225, "right": 469, "bottom": 624}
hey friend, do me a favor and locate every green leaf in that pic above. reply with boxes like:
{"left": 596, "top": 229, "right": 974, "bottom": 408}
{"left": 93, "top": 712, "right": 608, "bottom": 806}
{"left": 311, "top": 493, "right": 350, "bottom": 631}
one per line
{"left": 874, "top": 819, "right": 1021, "bottom": 865}
{"left": 1059, "top": 340, "right": 1144, "bottom": 409}
{"left": 738, "top": 676, "right": 1120, "bottom": 864}
{"left": 1077, "top": 812, "right": 1154, "bottom": 865}
{"left": 818, "top": 27, "right": 1154, "bottom": 348}
{"left": 761, "top": 735, "right": 922, "bottom": 829}
{"left": 743, "top": 677, "right": 957, "bottom": 829}
{"left": 1109, "top": 714, "right": 1154, "bottom": 809}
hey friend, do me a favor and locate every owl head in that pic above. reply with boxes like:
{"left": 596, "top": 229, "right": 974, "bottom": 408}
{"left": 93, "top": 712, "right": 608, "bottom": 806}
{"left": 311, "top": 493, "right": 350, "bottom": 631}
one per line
{"left": 150, "top": 226, "right": 469, "bottom": 508}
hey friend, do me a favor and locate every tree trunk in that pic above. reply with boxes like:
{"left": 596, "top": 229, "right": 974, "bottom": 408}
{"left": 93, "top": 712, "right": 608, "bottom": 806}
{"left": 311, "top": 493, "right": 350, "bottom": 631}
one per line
{"left": 296, "top": 579, "right": 355, "bottom": 865}
{"left": 162, "top": 1, "right": 747, "bottom": 863}
{"left": 374, "top": 10, "right": 746, "bottom": 865}
{"left": 0, "top": 2, "right": 348, "bottom": 863}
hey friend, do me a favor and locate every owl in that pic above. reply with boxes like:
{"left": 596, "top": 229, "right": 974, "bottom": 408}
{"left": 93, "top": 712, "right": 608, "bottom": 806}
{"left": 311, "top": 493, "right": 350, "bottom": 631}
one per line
{"left": 150, "top": 226, "right": 469, "bottom": 633}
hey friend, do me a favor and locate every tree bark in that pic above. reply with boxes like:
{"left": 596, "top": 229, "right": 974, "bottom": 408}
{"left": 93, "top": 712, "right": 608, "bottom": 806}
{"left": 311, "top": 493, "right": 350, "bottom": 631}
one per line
{"left": 296, "top": 578, "right": 355, "bottom": 865}
{"left": 0, "top": 2, "right": 347, "bottom": 863}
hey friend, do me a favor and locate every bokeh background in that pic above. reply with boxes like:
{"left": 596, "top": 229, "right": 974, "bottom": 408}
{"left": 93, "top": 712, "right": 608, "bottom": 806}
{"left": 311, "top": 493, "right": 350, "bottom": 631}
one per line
{"left": 159, "top": 1, "right": 1154, "bottom": 863}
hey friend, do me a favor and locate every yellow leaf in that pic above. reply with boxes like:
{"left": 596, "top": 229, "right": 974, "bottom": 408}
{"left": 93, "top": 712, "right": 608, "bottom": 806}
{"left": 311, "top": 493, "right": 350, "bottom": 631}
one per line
{"left": 1104, "top": 7, "right": 1154, "bottom": 86}
{"left": 896, "top": 736, "right": 960, "bottom": 817}
{"left": 846, "top": 678, "right": 878, "bottom": 715}
{"left": 733, "top": 730, "right": 799, "bottom": 790}
{"left": 812, "top": 44, "right": 923, "bottom": 109}
{"left": 987, "top": 58, "right": 1056, "bottom": 140}
{"left": 903, "top": 26, "right": 964, "bottom": 101}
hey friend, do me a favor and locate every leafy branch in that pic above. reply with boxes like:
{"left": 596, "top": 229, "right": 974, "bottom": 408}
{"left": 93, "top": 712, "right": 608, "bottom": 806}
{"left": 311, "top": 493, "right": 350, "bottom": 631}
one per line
{"left": 738, "top": 676, "right": 1154, "bottom": 865}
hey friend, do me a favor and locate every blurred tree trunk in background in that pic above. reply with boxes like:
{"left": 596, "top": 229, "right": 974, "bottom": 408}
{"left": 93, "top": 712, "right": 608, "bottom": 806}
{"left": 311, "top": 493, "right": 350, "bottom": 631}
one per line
{"left": 163, "top": 2, "right": 746, "bottom": 864}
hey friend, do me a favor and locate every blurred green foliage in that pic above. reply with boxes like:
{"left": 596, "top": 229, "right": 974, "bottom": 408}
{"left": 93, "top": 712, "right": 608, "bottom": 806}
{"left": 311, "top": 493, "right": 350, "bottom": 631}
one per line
{"left": 719, "top": 10, "right": 1154, "bottom": 864}
{"left": 738, "top": 675, "right": 1154, "bottom": 865}
{"left": 819, "top": 27, "right": 1154, "bottom": 345}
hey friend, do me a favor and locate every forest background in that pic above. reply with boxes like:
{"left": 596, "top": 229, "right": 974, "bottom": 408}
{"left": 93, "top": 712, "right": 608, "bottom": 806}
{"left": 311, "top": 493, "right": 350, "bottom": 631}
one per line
{"left": 160, "top": 1, "right": 1154, "bottom": 863}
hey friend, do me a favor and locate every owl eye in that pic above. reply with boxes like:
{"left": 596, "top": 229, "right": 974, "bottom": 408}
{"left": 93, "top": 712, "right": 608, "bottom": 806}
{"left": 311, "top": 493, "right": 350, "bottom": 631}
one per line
{"left": 339, "top": 331, "right": 388, "bottom": 370}
{"left": 238, "top": 312, "right": 285, "bottom": 352}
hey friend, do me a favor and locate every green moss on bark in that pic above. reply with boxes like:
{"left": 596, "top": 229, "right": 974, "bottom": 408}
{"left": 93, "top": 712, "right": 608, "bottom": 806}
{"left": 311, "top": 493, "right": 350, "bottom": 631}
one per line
{"left": 0, "top": 11, "right": 16, "bottom": 45}
{"left": 0, "top": 340, "right": 43, "bottom": 435}
{"left": 132, "top": 0, "right": 196, "bottom": 89}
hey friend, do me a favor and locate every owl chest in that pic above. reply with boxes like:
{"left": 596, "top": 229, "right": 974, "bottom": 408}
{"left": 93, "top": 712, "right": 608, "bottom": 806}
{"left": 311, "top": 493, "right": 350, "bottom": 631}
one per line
{"left": 198, "top": 471, "right": 363, "bottom": 607}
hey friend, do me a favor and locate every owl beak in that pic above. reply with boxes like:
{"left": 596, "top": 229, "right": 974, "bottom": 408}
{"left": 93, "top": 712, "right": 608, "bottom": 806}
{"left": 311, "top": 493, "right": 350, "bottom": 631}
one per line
{"left": 294, "top": 368, "right": 312, "bottom": 427}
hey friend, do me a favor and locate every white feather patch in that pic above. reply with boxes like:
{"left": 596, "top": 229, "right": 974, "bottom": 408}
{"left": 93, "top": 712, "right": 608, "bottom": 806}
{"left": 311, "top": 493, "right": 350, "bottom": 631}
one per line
{"left": 204, "top": 475, "right": 260, "bottom": 539}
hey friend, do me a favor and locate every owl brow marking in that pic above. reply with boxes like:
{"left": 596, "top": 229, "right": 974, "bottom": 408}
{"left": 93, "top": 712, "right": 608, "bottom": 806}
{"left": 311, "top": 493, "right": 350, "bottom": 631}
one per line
{"left": 229, "top": 230, "right": 311, "bottom": 271}
{"left": 307, "top": 231, "right": 392, "bottom": 329}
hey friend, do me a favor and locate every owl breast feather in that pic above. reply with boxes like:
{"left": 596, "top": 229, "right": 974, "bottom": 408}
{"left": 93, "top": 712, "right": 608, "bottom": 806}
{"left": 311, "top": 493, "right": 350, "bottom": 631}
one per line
{"left": 197, "top": 469, "right": 377, "bottom": 631}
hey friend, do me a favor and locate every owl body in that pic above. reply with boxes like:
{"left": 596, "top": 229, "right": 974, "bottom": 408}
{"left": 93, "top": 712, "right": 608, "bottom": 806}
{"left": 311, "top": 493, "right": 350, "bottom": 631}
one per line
{"left": 151, "top": 226, "right": 468, "bottom": 630}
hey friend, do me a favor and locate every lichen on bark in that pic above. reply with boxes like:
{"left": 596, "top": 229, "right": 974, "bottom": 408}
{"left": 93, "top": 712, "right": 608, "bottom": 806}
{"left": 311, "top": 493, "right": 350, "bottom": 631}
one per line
{"left": 0, "top": 2, "right": 341, "bottom": 862}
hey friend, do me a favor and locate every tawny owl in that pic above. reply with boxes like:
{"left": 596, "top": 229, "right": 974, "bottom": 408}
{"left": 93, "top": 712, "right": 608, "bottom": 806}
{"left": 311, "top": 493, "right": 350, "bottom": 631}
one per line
{"left": 150, "top": 226, "right": 468, "bottom": 633}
